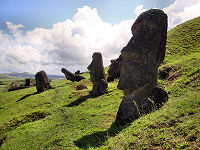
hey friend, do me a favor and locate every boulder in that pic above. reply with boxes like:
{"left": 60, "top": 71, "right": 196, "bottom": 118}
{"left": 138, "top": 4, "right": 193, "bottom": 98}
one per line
{"left": 87, "top": 52, "right": 108, "bottom": 96}
{"left": 35, "top": 70, "right": 51, "bottom": 93}
{"left": 76, "top": 85, "right": 88, "bottom": 90}
{"left": 115, "top": 9, "right": 168, "bottom": 125}
{"left": 158, "top": 66, "right": 172, "bottom": 79}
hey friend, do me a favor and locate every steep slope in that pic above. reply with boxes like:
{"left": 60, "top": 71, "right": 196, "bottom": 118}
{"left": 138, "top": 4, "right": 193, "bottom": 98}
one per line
{"left": 159, "top": 16, "right": 200, "bottom": 97}
{"left": 166, "top": 16, "right": 200, "bottom": 57}
{"left": 0, "top": 17, "right": 199, "bottom": 149}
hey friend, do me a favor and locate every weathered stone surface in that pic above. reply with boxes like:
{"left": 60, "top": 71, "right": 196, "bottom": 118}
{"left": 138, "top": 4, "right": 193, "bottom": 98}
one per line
{"left": 75, "top": 70, "right": 81, "bottom": 75}
{"left": 115, "top": 96, "right": 140, "bottom": 126}
{"left": 107, "top": 55, "right": 122, "bottom": 82}
{"left": 35, "top": 70, "right": 51, "bottom": 93}
{"left": 151, "top": 84, "right": 168, "bottom": 108}
{"left": 24, "top": 78, "right": 35, "bottom": 86}
{"left": 76, "top": 84, "right": 88, "bottom": 90}
{"left": 24, "top": 78, "right": 31, "bottom": 86}
{"left": 61, "top": 68, "right": 85, "bottom": 82}
{"left": 87, "top": 52, "right": 108, "bottom": 96}
{"left": 158, "top": 66, "right": 172, "bottom": 79}
{"left": 115, "top": 9, "right": 168, "bottom": 125}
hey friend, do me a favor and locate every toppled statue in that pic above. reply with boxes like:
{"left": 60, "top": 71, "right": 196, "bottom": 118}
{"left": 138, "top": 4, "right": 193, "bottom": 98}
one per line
{"left": 35, "top": 70, "right": 51, "bottom": 93}
{"left": 75, "top": 70, "right": 81, "bottom": 75}
{"left": 61, "top": 68, "right": 85, "bottom": 82}
{"left": 8, "top": 81, "right": 27, "bottom": 92}
{"left": 7, "top": 78, "right": 35, "bottom": 92}
{"left": 107, "top": 55, "right": 122, "bottom": 82}
{"left": 87, "top": 52, "right": 108, "bottom": 96}
{"left": 115, "top": 9, "right": 168, "bottom": 125}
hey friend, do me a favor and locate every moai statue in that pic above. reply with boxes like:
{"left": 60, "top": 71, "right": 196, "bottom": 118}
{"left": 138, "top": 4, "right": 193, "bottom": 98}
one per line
{"left": 35, "top": 70, "right": 51, "bottom": 93}
{"left": 61, "top": 68, "right": 85, "bottom": 82}
{"left": 24, "top": 78, "right": 31, "bottom": 86}
{"left": 107, "top": 55, "right": 122, "bottom": 82}
{"left": 116, "top": 9, "right": 168, "bottom": 125}
{"left": 87, "top": 52, "right": 108, "bottom": 96}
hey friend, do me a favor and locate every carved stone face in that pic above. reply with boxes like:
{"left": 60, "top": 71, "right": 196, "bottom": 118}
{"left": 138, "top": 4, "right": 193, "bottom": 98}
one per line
{"left": 87, "top": 52, "right": 105, "bottom": 82}
{"left": 118, "top": 9, "right": 167, "bottom": 92}
{"left": 87, "top": 52, "right": 103, "bottom": 71}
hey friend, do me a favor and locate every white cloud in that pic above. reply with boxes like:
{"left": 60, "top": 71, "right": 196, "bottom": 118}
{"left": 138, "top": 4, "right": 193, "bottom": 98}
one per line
{"left": 163, "top": 0, "right": 200, "bottom": 29}
{"left": 1, "top": 3, "right": 199, "bottom": 75}
{"left": 6, "top": 22, "right": 24, "bottom": 36}
{"left": 134, "top": 5, "right": 147, "bottom": 16}
{"left": 0, "top": 6, "right": 133, "bottom": 75}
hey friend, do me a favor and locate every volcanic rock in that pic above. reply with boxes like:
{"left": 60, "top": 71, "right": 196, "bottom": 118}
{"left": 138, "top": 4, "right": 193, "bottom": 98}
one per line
{"left": 61, "top": 68, "right": 85, "bottom": 82}
{"left": 24, "top": 78, "right": 31, "bottom": 86}
{"left": 35, "top": 70, "right": 51, "bottom": 93}
{"left": 116, "top": 9, "right": 168, "bottom": 125}
{"left": 87, "top": 52, "right": 108, "bottom": 96}
{"left": 76, "top": 85, "right": 88, "bottom": 90}
{"left": 75, "top": 70, "right": 81, "bottom": 75}
{"left": 107, "top": 55, "right": 122, "bottom": 82}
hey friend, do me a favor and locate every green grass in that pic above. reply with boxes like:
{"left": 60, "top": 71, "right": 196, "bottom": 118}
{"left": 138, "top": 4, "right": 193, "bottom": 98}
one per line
{"left": 165, "top": 16, "right": 200, "bottom": 57}
{"left": 0, "top": 17, "right": 200, "bottom": 149}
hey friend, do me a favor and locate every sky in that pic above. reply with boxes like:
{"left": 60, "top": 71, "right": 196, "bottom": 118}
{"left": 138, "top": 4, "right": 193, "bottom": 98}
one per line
{"left": 0, "top": 0, "right": 200, "bottom": 75}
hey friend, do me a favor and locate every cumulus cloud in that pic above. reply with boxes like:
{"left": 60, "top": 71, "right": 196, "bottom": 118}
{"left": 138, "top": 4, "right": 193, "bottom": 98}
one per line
{"left": 163, "top": 0, "right": 200, "bottom": 29}
{"left": 6, "top": 22, "right": 24, "bottom": 36}
{"left": 1, "top": 3, "right": 199, "bottom": 75}
{"left": 134, "top": 5, "right": 147, "bottom": 16}
{"left": 0, "top": 6, "right": 133, "bottom": 75}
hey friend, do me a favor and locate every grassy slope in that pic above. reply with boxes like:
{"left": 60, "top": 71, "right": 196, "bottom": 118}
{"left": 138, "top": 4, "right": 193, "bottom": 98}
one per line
{"left": 0, "top": 17, "right": 200, "bottom": 149}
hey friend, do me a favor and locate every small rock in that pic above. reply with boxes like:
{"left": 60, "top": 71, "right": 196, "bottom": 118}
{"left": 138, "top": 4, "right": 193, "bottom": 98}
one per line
{"left": 76, "top": 85, "right": 87, "bottom": 90}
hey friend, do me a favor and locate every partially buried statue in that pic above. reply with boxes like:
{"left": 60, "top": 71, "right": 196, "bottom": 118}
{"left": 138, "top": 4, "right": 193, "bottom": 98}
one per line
{"left": 107, "top": 55, "right": 122, "bottom": 82}
{"left": 87, "top": 52, "right": 108, "bottom": 96}
{"left": 35, "top": 70, "right": 51, "bottom": 93}
{"left": 115, "top": 9, "right": 168, "bottom": 125}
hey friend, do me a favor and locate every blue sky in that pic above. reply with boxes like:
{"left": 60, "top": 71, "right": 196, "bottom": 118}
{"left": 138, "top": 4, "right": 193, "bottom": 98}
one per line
{"left": 0, "top": 0, "right": 174, "bottom": 30}
{"left": 0, "top": 0, "right": 200, "bottom": 75}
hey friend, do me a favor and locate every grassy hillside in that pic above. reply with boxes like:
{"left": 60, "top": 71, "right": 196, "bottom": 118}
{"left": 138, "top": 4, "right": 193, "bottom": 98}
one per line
{"left": 0, "top": 17, "right": 200, "bottom": 149}
{"left": 165, "top": 16, "right": 200, "bottom": 57}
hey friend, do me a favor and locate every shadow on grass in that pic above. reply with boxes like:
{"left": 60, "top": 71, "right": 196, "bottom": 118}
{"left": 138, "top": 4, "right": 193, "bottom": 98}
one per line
{"left": 17, "top": 92, "right": 38, "bottom": 102}
{"left": 64, "top": 93, "right": 98, "bottom": 107}
{"left": 16, "top": 87, "right": 56, "bottom": 102}
{"left": 74, "top": 121, "right": 131, "bottom": 149}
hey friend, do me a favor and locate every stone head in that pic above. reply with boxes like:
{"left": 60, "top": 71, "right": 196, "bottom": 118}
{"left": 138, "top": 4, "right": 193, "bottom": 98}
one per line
{"left": 118, "top": 9, "right": 168, "bottom": 92}
{"left": 87, "top": 52, "right": 104, "bottom": 71}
